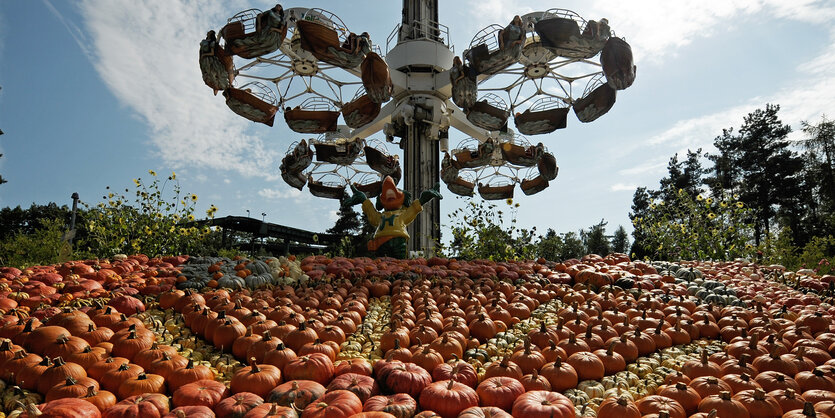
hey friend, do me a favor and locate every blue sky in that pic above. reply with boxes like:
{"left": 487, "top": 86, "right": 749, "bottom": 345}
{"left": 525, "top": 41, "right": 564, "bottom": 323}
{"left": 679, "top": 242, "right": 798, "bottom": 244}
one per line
{"left": 1, "top": 0, "right": 834, "bottom": 243}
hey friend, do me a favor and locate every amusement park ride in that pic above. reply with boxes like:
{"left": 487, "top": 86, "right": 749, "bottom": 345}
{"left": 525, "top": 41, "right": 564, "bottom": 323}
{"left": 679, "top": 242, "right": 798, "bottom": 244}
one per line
{"left": 198, "top": 1, "right": 636, "bottom": 253}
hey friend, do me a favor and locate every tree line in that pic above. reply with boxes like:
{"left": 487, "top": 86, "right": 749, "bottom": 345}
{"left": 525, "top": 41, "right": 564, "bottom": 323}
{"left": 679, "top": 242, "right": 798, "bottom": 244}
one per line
{"left": 326, "top": 199, "right": 631, "bottom": 261}
{"left": 630, "top": 104, "right": 835, "bottom": 268}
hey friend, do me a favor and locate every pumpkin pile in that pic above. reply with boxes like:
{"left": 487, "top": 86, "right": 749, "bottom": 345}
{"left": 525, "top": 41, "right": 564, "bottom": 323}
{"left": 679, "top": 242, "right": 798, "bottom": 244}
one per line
{"left": 0, "top": 253, "right": 834, "bottom": 418}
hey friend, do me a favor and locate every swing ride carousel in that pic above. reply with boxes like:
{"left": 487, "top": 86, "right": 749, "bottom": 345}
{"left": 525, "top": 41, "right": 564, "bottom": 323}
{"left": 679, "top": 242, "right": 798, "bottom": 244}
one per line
{"left": 198, "top": 3, "right": 636, "bottom": 248}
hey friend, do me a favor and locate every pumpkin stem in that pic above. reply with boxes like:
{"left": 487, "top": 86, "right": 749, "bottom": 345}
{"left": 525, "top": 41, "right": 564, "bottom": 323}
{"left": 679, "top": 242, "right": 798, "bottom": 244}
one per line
{"left": 24, "top": 402, "right": 43, "bottom": 417}
{"left": 85, "top": 385, "right": 98, "bottom": 397}
{"left": 250, "top": 357, "right": 260, "bottom": 373}
{"left": 136, "top": 373, "right": 147, "bottom": 380}
{"left": 795, "top": 345, "right": 805, "bottom": 359}
{"left": 802, "top": 402, "right": 816, "bottom": 416}
{"left": 616, "top": 396, "right": 628, "bottom": 406}
{"left": 719, "top": 391, "right": 731, "bottom": 401}
{"left": 446, "top": 380, "right": 455, "bottom": 390}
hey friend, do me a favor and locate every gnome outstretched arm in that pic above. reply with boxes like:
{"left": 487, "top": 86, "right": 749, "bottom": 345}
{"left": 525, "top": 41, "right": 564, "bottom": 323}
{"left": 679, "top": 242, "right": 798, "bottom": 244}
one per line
{"left": 343, "top": 185, "right": 382, "bottom": 226}
{"left": 419, "top": 182, "right": 443, "bottom": 205}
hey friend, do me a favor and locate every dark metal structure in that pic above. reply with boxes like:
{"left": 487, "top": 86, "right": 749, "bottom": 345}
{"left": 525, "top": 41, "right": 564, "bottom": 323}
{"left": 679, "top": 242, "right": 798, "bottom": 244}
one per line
{"left": 199, "top": 2, "right": 635, "bottom": 255}
{"left": 194, "top": 215, "right": 339, "bottom": 254}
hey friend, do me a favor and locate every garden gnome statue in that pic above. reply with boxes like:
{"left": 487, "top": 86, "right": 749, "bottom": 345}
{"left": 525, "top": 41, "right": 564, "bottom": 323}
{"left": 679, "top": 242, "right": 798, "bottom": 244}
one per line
{"left": 342, "top": 175, "right": 442, "bottom": 258}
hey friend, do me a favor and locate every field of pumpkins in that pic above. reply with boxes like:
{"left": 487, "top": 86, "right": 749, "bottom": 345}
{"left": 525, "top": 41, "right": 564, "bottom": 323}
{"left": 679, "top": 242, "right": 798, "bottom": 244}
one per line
{"left": 0, "top": 253, "right": 834, "bottom": 418}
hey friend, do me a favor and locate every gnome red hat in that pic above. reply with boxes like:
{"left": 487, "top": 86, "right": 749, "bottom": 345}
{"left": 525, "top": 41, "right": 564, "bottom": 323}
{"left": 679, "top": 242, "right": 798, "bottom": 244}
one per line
{"left": 380, "top": 176, "right": 404, "bottom": 210}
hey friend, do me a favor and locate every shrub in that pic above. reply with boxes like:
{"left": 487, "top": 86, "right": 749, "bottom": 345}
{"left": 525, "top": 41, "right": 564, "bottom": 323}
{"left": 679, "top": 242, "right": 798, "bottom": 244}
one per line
{"left": 0, "top": 218, "right": 69, "bottom": 268}
{"left": 440, "top": 198, "right": 536, "bottom": 261}
{"left": 632, "top": 189, "right": 756, "bottom": 261}
{"left": 81, "top": 170, "right": 219, "bottom": 257}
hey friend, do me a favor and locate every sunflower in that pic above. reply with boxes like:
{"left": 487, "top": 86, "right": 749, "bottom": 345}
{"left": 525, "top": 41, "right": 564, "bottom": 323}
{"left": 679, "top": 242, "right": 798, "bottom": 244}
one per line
{"left": 505, "top": 198, "right": 513, "bottom": 205}
{"left": 148, "top": 170, "right": 157, "bottom": 176}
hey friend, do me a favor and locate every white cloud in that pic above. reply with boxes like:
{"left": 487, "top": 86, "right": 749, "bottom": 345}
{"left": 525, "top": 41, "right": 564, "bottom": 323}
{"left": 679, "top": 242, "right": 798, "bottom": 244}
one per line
{"left": 43, "top": 0, "right": 92, "bottom": 58}
{"left": 257, "top": 187, "right": 302, "bottom": 200}
{"left": 465, "top": 0, "right": 535, "bottom": 26}
{"left": 223, "top": 178, "right": 231, "bottom": 184}
{"left": 617, "top": 158, "right": 668, "bottom": 176}
{"left": 610, "top": 183, "right": 637, "bottom": 192}
{"left": 77, "top": 0, "right": 281, "bottom": 180}
{"left": 645, "top": 107, "right": 746, "bottom": 148}
{"left": 464, "top": 0, "right": 835, "bottom": 63}
{"left": 643, "top": 30, "right": 835, "bottom": 151}
{"left": 593, "top": 0, "right": 835, "bottom": 63}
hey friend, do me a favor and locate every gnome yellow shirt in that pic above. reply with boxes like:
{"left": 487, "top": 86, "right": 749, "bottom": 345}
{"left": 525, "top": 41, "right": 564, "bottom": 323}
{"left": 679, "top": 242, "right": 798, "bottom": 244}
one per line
{"left": 362, "top": 199, "right": 423, "bottom": 239}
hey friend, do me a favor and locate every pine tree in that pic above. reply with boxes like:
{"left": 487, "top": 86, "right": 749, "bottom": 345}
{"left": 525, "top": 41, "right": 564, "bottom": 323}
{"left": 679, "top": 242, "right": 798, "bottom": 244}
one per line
{"left": 629, "top": 187, "right": 652, "bottom": 259}
{"left": 326, "top": 204, "right": 374, "bottom": 256}
{"left": 536, "top": 228, "right": 563, "bottom": 261}
{"left": 611, "top": 225, "right": 629, "bottom": 254}
{"left": 799, "top": 116, "right": 835, "bottom": 238}
{"left": 707, "top": 104, "right": 803, "bottom": 246}
{"left": 658, "top": 149, "right": 706, "bottom": 201}
{"left": 561, "top": 231, "right": 585, "bottom": 260}
{"left": 327, "top": 204, "right": 363, "bottom": 236}
{"left": 705, "top": 128, "right": 740, "bottom": 197}
{"left": 584, "top": 220, "right": 610, "bottom": 256}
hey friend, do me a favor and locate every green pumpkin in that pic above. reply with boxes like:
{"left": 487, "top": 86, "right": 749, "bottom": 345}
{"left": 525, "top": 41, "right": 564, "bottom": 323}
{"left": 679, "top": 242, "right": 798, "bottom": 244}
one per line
{"left": 464, "top": 348, "right": 490, "bottom": 363}
{"left": 217, "top": 275, "right": 245, "bottom": 289}
{"left": 249, "top": 260, "right": 270, "bottom": 275}
{"left": 244, "top": 273, "right": 272, "bottom": 288}
{"left": 675, "top": 267, "right": 703, "bottom": 281}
